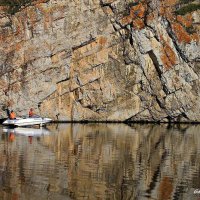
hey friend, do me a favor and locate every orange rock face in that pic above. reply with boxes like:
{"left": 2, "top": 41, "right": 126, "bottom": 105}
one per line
{"left": 172, "top": 22, "right": 194, "bottom": 43}
{"left": 120, "top": 2, "right": 147, "bottom": 29}
{"left": 130, "top": 3, "right": 146, "bottom": 19}
{"left": 177, "top": 14, "right": 193, "bottom": 28}
{"left": 132, "top": 18, "right": 145, "bottom": 30}
{"left": 161, "top": 43, "right": 178, "bottom": 70}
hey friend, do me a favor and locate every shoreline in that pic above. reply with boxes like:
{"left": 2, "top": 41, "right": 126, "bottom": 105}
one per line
{"left": 25, "top": 120, "right": 200, "bottom": 125}
{"left": 1, "top": 119, "right": 200, "bottom": 125}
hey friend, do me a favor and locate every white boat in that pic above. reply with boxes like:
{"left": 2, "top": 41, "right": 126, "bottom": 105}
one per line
{"left": 3, "top": 127, "right": 51, "bottom": 136}
{"left": 3, "top": 116, "right": 52, "bottom": 127}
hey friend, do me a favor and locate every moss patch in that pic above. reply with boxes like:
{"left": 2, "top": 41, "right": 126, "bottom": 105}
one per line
{"left": 176, "top": 3, "right": 200, "bottom": 15}
{"left": 180, "top": 0, "right": 195, "bottom": 4}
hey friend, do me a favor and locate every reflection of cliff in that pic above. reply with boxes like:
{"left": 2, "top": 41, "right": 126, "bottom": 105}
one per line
{"left": 44, "top": 124, "right": 200, "bottom": 200}
{"left": 0, "top": 124, "right": 200, "bottom": 200}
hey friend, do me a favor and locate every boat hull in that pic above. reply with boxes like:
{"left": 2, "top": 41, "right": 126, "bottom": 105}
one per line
{"left": 3, "top": 117, "right": 52, "bottom": 127}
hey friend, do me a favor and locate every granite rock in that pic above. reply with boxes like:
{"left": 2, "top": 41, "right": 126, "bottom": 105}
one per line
{"left": 0, "top": 0, "right": 199, "bottom": 122}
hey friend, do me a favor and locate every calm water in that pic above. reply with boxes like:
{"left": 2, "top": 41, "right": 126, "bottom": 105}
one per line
{"left": 0, "top": 123, "right": 200, "bottom": 200}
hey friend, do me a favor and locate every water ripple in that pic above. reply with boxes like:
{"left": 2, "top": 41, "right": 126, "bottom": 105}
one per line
{"left": 0, "top": 124, "right": 200, "bottom": 200}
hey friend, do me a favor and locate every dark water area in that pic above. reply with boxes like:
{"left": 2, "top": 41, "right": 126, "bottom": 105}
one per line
{"left": 0, "top": 123, "right": 200, "bottom": 200}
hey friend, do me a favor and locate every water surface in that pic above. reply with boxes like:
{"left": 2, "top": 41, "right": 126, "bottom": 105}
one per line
{"left": 0, "top": 124, "right": 200, "bottom": 200}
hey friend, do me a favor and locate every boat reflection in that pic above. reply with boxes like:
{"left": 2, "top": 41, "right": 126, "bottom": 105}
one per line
{"left": 3, "top": 127, "right": 51, "bottom": 137}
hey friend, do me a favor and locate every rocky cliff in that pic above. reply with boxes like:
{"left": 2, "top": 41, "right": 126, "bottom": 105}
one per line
{"left": 0, "top": 0, "right": 199, "bottom": 122}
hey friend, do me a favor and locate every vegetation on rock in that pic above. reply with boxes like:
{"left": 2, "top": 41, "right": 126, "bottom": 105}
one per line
{"left": 180, "top": 0, "right": 195, "bottom": 4}
{"left": 176, "top": 3, "right": 200, "bottom": 15}
{"left": 0, "top": 0, "right": 33, "bottom": 14}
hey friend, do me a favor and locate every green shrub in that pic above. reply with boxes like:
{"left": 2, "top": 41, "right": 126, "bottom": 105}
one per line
{"left": 0, "top": 0, "right": 33, "bottom": 14}
{"left": 176, "top": 3, "right": 200, "bottom": 15}
{"left": 180, "top": 0, "right": 195, "bottom": 4}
